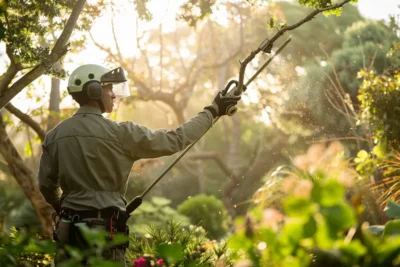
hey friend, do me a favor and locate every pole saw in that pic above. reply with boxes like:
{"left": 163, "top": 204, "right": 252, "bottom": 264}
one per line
{"left": 126, "top": 36, "right": 292, "bottom": 215}
{"left": 126, "top": 0, "right": 351, "bottom": 215}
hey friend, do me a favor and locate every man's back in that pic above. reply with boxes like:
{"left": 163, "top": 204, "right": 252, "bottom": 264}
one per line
{"left": 40, "top": 106, "right": 133, "bottom": 211}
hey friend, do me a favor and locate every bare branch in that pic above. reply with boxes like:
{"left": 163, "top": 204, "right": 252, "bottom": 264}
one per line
{"left": 0, "top": 47, "right": 22, "bottom": 95}
{"left": 5, "top": 103, "right": 46, "bottom": 142}
{"left": 111, "top": 17, "right": 123, "bottom": 62}
{"left": 186, "top": 151, "right": 235, "bottom": 178}
{"left": 0, "top": 0, "right": 87, "bottom": 109}
{"left": 237, "top": 0, "right": 351, "bottom": 93}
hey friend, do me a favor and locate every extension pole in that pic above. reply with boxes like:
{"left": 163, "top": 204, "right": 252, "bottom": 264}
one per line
{"left": 126, "top": 38, "right": 292, "bottom": 214}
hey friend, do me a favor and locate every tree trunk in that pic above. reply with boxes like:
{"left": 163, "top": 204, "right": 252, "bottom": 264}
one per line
{"left": 0, "top": 116, "right": 54, "bottom": 238}
{"left": 47, "top": 77, "right": 61, "bottom": 131}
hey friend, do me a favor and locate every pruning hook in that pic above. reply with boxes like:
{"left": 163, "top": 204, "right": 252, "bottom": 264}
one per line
{"left": 222, "top": 80, "right": 247, "bottom": 116}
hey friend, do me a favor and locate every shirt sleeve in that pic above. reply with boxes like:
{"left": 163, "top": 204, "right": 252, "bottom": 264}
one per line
{"left": 38, "top": 142, "right": 62, "bottom": 209}
{"left": 118, "top": 110, "right": 214, "bottom": 159}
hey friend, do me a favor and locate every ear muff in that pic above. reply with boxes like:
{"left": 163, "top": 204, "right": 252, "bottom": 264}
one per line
{"left": 86, "top": 81, "right": 103, "bottom": 100}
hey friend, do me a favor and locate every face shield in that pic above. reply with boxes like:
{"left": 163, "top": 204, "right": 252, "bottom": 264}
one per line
{"left": 100, "top": 67, "right": 130, "bottom": 98}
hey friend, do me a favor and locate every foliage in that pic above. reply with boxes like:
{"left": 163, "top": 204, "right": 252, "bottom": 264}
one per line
{"left": 177, "top": 195, "right": 230, "bottom": 239}
{"left": 0, "top": 0, "right": 102, "bottom": 77}
{"left": 229, "top": 173, "right": 400, "bottom": 267}
{"left": 357, "top": 69, "right": 400, "bottom": 148}
{"left": 128, "top": 197, "right": 190, "bottom": 236}
{"left": 133, "top": 0, "right": 153, "bottom": 21}
{"left": 126, "top": 220, "right": 234, "bottom": 266}
{"left": 369, "top": 151, "right": 400, "bottom": 207}
{"left": 280, "top": 20, "right": 399, "bottom": 139}
{"left": 253, "top": 141, "right": 355, "bottom": 208}
{"left": 0, "top": 224, "right": 129, "bottom": 267}
{"left": 0, "top": 228, "right": 55, "bottom": 267}
{"left": 177, "top": 0, "right": 215, "bottom": 27}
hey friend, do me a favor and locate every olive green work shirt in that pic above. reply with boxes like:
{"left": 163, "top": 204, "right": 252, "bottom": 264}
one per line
{"left": 38, "top": 106, "right": 214, "bottom": 212}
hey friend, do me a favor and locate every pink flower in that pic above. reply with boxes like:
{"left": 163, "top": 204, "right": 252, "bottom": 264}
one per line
{"left": 157, "top": 259, "right": 164, "bottom": 265}
{"left": 133, "top": 257, "right": 147, "bottom": 267}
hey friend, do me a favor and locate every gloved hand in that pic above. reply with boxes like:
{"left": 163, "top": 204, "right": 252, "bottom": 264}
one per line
{"left": 204, "top": 91, "right": 241, "bottom": 118}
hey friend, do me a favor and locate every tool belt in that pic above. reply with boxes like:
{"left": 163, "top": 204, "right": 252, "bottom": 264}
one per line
{"left": 53, "top": 208, "right": 130, "bottom": 250}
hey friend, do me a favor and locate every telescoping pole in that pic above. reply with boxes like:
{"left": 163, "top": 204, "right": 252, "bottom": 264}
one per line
{"left": 126, "top": 37, "right": 292, "bottom": 215}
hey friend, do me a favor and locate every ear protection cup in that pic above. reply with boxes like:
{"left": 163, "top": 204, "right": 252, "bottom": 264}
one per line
{"left": 86, "top": 81, "right": 103, "bottom": 100}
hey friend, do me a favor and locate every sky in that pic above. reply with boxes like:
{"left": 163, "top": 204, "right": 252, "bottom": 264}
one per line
{"left": 357, "top": 0, "right": 399, "bottom": 21}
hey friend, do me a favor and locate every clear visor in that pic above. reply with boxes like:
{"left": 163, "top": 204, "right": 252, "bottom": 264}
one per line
{"left": 104, "top": 82, "right": 130, "bottom": 98}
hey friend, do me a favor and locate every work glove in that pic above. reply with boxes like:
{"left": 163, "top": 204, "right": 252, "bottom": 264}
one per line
{"left": 204, "top": 81, "right": 242, "bottom": 118}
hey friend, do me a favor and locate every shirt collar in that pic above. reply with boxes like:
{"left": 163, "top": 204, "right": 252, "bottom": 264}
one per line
{"left": 73, "top": 106, "right": 103, "bottom": 116}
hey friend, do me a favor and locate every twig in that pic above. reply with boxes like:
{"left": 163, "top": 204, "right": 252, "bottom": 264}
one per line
{"left": 236, "top": 0, "right": 351, "bottom": 94}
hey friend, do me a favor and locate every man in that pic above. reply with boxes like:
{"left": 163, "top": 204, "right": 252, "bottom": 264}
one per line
{"left": 38, "top": 64, "right": 241, "bottom": 265}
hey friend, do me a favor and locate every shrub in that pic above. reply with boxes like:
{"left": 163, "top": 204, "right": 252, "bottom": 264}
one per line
{"left": 177, "top": 195, "right": 229, "bottom": 239}
{"left": 126, "top": 220, "right": 234, "bottom": 266}
{"left": 129, "top": 197, "right": 190, "bottom": 236}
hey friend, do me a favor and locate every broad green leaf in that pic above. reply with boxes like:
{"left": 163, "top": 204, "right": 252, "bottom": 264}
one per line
{"left": 368, "top": 225, "right": 385, "bottom": 236}
{"left": 303, "top": 216, "right": 317, "bottom": 238}
{"left": 338, "top": 240, "right": 367, "bottom": 260}
{"left": 156, "top": 243, "right": 184, "bottom": 264}
{"left": 76, "top": 223, "right": 108, "bottom": 247}
{"left": 89, "top": 259, "right": 121, "bottom": 267}
{"left": 111, "top": 233, "right": 129, "bottom": 246}
{"left": 384, "top": 201, "right": 400, "bottom": 219}
{"left": 354, "top": 150, "right": 369, "bottom": 163}
{"left": 320, "top": 204, "right": 356, "bottom": 232}
{"left": 312, "top": 180, "right": 345, "bottom": 207}
{"left": 283, "top": 196, "right": 313, "bottom": 219}
{"left": 282, "top": 219, "right": 304, "bottom": 244}
{"left": 383, "top": 219, "right": 400, "bottom": 237}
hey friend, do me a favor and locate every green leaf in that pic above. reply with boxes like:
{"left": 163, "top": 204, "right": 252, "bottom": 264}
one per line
{"left": 383, "top": 219, "right": 400, "bottom": 237}
{"left": 354, "top": 150, "right": 369, "bottom": 163}
{"left": 111, "top": 233, "right": 129, "bottom": 246}
{"left": 156, "top": 243, "right": 184, "bottom": 264}
{"left": 368, "top": 225, "right": 385, "bottom": 236}
{"left": 88, "top": 258, "right": 121, "bottom": 267}
{"left": 283, "top": 196, "right": 313, "bottom": 219}
{"left": 384, "top": 201, "right": 400, "bottom": 219}
{"left": 321, "top": 204, "right": 356, "bottom": 233}
{"left": 269, "top": 18, "right": 275, "bottom": 28}
{"left": 228, "top": 232, "right": 254, "bottom": 250}
{"left": 338, "top": 240, "right": 367, "bottom": 260}
{"left": 76, "top": 223, "right": 108, "bottom": 247}
{"left": 372, "top": 144, "right": 386, "bottom": 159}
{"left": 303, "top": 216, "right": 317, "bottom": 238}
{"left": 312, "top": 180, "right": 345, "bottom": 207}
{"left": 282, "top": 219, "right": 304, "bottom": 244}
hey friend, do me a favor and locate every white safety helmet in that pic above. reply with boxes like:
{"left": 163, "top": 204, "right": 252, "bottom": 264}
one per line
{"left": 67, "top": 64, "right": 130, "bottom": 98}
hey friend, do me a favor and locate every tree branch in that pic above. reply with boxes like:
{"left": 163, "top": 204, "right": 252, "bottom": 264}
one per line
{"left": 0, "top": 0, "right": 87, "bottom": 109}
{"left": 237, "top": 0, "right": 351, "bottom": 92}
{"left": 5, "top": 103, "right": 46, "bottom": 142}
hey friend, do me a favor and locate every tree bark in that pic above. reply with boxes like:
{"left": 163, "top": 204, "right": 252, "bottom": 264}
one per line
{"left": 0, "top": 116, "right": 54, "bottom": 238}
{"left": 47, "top": 77, "right": 61, "bottom": 131}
